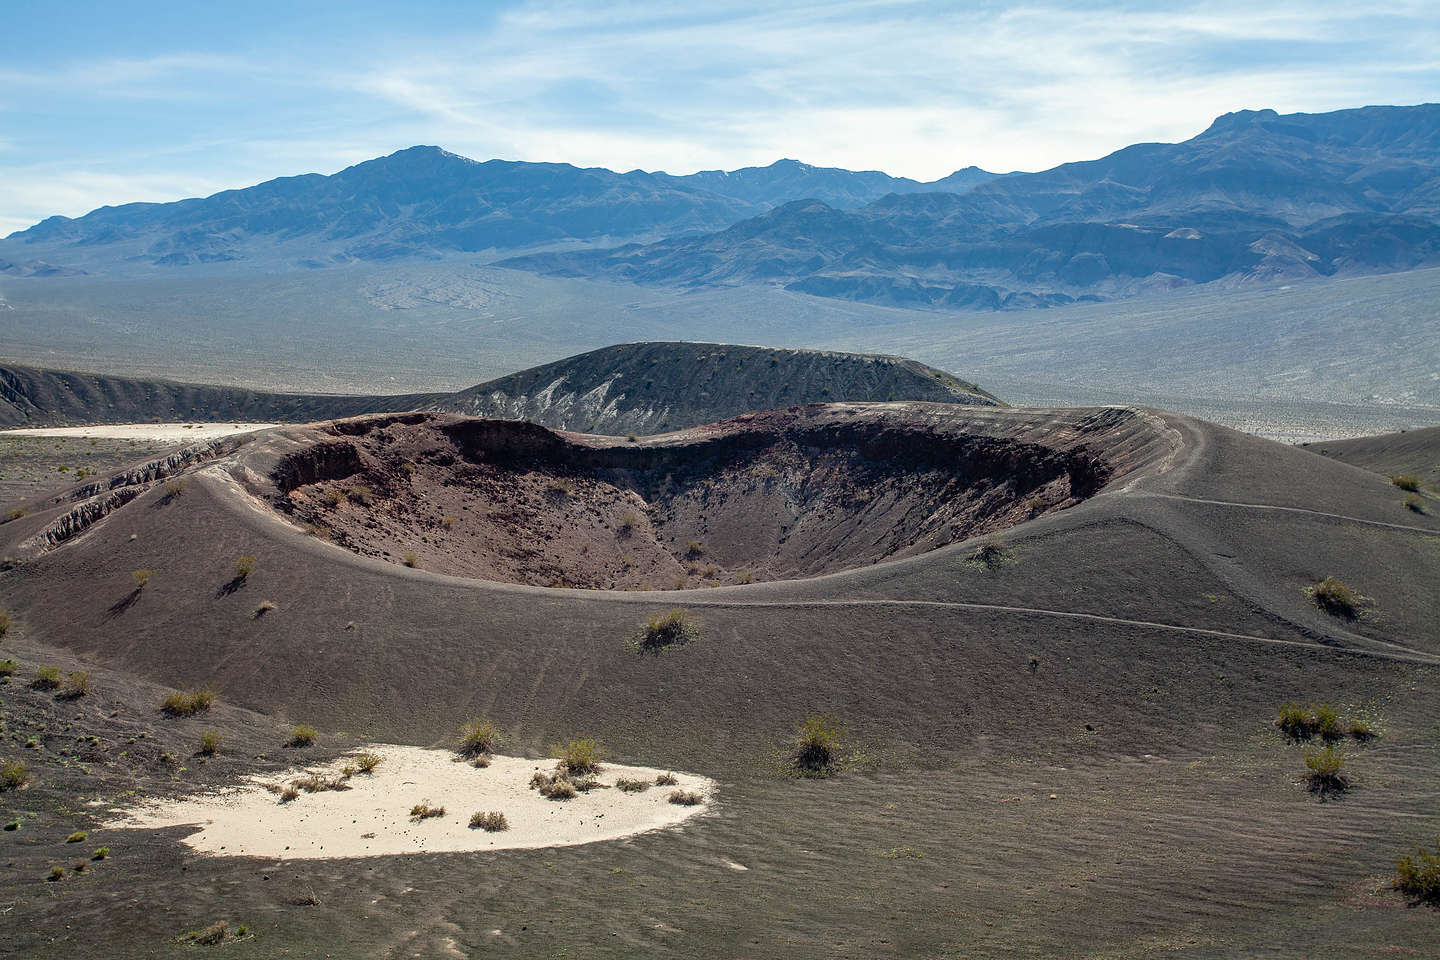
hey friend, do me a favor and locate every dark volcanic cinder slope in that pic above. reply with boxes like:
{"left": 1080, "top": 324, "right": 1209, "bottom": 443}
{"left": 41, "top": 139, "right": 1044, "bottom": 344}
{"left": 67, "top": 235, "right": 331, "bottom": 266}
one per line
{"left": 505, "top": 103, "right": 1440, "bottom": 309}
{"left": 0, "top": 342, "right": 999, "bottom": 432}
{"left": 1305, "top": 424, "right": 1440, "bottom": 483}
{"left": 2, "top": 401, "right": 1439, "bottom": 957}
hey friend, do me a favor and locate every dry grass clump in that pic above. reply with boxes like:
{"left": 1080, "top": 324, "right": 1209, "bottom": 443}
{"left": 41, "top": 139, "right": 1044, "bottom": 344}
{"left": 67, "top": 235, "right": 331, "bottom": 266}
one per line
{"left": 469, "top": 810, "right": 509, "bottom": 832}
{"left": 654, "top": 771, "right": 679, "bottom": 786}
{"left": 409, "top": 802, "right": 445, "bottom": 820}
{"left": 668, "top": 789, "right": 703, "bottom": 806}
{"left": 1388, "top": 473, "right": 1422, "bottom": 491}
{"left": 457, "top": 717, "right": 503, "bottom": 757}
{"left": 182, "top": 920, "right": 247, "bottom": 946}
{"left": 615, "top": 778, "right": 650, "bottom": 793}
{"left": 161, "top": 687, "right": 217, "bottom": 716}
{"left": 1304, "top": 745, "right": 1349, "bottom": 796}
{"left": 1395, "top": 837, "right": 1440, "bottom": 903}
{"left": 1276, "top": 702, "right": 1376, "bottom": 742}
{"left": 617, "top": 511, "right": 641, "bottom": 535}
{"left": 31, "top": 665, "right": 62, "bottom": 690}
{"left": 285, "top": 724, "right": 318, "bottom": 747}
{"left": 553, "top": 738, "right": 604, "bottom": 776}
{"left": 198, "top": 730, "right": 222, "bottom": 756}
{"left": 1403, "top": 494, "right": 1426, "bottom": 514}
{"left": 1305, "top": 576, "right": 1364, "bottom": 618}
{"left": 790, "top": 713, "right": 845, "bottom": 777}
{"left": 292, "top": 773, "right": 350, "bottom": 794}
{"left": 402, "top": 552, "right": 419, "bottom": 568}
{"left": 232, "top": 555, "right": 257, "bottom": 579}
{"left": 537, "top": 775, "right": 579, "bottom": 800}
{"left": 629, "top": 608, "right": 701, "bottom": 654}
{"left": 1, "top": 759, "right": 29, "bottom": 790}
{"left": 278, "top": 785, "right": 300, "bottom": 803}
{"left": 161, "top": 478, "right": 187, "bottom": 498}
{"left": 252, "top": 599, "right": 277, "bottom": 619}
{"left": 58, "top": 671, "right": 91, "bottom": 699}
{"left": 353, "top": 751, "right": 382, "bottom": 774}
{"left": 4, "top": 508, "right": 24, "bottom": 523}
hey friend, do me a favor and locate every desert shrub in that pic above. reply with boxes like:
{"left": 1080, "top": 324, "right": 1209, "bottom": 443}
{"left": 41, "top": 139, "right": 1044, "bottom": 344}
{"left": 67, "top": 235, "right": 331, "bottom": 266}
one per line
{"left": 198, "top": 730, "right": 222, "bottom": 756}
{"left": 0, "top": 659, "right": 15, "bottom": 677}
{"left": 553, "top": 738, "right": 604, "bottom": 776}
{"left": 470, "top": 754, "right": 491, "bottom": 768}
{"left": 324, "top": 489, "right": 346, "bottom": 507}
{"left": 161, "top": 478, "right": 187, "bottom": 498}
{"left": 161, "top": 687, "right": 217, "bottom": 717}
{"left": 402, "top": 552, "right": 419, "bottom": 568}
{"left": 48, "top": 866, "right": 65, "bottom": 882}
{"left": 286, "top": 724, "right": 318, "bottom": 747}
{"left": 1306, "top": 576, "right": 1362, "bottom": 618}
{"left": 58, "top": 671, "right": 91, "bottom": 699}
{"left": 1277, "top": 702, "right": 1315, "bottom": 739}
{"left": 409, "top": 802, "right": 445, "bottom": 820}
{"left": 615, "top": 778, "right": 650, "bottom": 793}
{"left": 964, "top": 536, "right": 1010, "bottom": 568}
{"left": 540, "top": 777, "right": 578, "bottom": 800}
{"left": 618, "top": 511, "right": 641, "bottom": 534}
{"left": 66, "top": 830, "right": 87, "bottom": 843}
{"left": 279, "top": 785, "right": 300, "bottom": 803}
{"left": 441, "top": 516, "right": 456, "bottom": 529}
{"left": 791, "top": 713, "right": 844, "bottom": 777}
{"left": 734, "top": 569, "right": 755, "bottom": 584}
{"left": 349, "top": 485, "right": 372, "bottom": 506}
{"left": 0, "top": 608, "right": 10, "bottom": 637}
{"left": 1312, "top": 704, "right": 1344, "bottom": 741}
{"left": 32, "top": 665, "right": 61, "bottom": 690}
{"left": 252, "top": 600, "right": 277, "bottom": 619}
{"left": 1304, "top": 745, "right": 1349, "bottom": 795}
{"left": 1348, "top": 718, "right": 1380, "bottom": 742}
{"left": 341, "top": 764, "right": 357, "bottom": 778}
{"left": 629, "top": 608, "right": 701, "bottom": 654}
{"left": 4, "top": 508, "right": 24, "bottom": 522}
{"left": 626, "top": 434, "right": 638, "bottom": 442}
{"left": 292, "top": 773, "right": 349, "bottom": 794}
{"left": 1395, "top": 837, "right": 1440, "bottom": 902}
{"left": 187, "top": 921, "right": 231, "bottom": 945}
{"left": 1403, "top": 494, "right": 1426, "bottom": 514}
{"left": 1389, "top": 473, "right": 1422, "bottom": 491}
{"left": 684, "top": 540, "right": 704, "bottom": 558}
{"left": 92, "top": 847, "right": 109, "bottom": 860}
{"left": 131, "top": 568, "right": 153, "bottom": 590}
{"left": 232, "top": 556, "right": 257, "bottom": 579}
{"left": 1, "top": 760, "right": 29, "bottom": 790}
{"left": 668, "top": 789, "right": 703, "bottom": 806}
{"left": 457, "top": 717, "right": 503, "bottom": 757}
{"left": 544, "top": 478, "right": 574, "bottom": 498}
{"left": 353, "top": 751, "right": 382, "bottom": 774}
{"left": 469, "top": 810, "right": 509, "bottom": 832}
{"left": 654, "top": 771, "right": 678, "bottom": 786}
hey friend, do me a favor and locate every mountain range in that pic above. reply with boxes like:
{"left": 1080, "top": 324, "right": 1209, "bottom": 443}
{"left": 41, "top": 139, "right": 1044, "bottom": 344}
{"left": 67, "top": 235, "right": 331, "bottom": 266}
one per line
{"left": 3, "top": 103, "right": 1438, "bottom": 310}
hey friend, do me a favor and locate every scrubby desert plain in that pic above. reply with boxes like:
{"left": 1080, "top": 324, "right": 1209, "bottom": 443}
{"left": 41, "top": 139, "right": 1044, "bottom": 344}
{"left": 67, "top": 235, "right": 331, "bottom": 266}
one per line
{"left": 0, "top": 346, "right": 1437, "bottom": 958}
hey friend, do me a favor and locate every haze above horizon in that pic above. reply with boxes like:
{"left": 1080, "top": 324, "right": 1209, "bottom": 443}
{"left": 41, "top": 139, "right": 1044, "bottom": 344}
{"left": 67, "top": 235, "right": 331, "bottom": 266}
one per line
{"left": 2, "top": 0, "right": 1438, "bottom": 234}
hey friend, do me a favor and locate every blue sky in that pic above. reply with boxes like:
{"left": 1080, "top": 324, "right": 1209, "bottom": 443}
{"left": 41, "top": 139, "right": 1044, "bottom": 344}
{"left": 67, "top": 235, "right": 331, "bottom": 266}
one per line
{"left": 2, "top": 0, "right": 1437, "bottom": 234}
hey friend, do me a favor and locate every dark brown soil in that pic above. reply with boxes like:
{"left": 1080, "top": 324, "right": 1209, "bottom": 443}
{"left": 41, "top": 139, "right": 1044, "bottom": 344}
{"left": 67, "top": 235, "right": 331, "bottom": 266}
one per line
{"left": 1, "top": 403, "right": 1438, "bottom": 958}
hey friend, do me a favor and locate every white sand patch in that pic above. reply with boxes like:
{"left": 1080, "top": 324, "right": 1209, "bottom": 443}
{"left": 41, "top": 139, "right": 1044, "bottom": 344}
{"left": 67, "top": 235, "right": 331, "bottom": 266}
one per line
{"left": 0, "top": 423, "right": 278, "bottom": 441}
{"left": 105, "top": 745, "right": 713, "bottom": 860}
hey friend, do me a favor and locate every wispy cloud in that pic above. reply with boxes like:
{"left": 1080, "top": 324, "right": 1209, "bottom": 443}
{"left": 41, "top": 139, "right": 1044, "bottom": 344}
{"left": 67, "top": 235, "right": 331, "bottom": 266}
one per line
{"left": 2, "top": 0, "right": 1437, "bottom": 227}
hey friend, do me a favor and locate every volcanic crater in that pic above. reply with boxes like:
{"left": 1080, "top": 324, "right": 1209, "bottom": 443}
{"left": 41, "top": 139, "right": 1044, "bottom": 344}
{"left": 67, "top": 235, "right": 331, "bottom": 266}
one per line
{"left": 258, "top": 403, "right": 1169, "bottom": 587}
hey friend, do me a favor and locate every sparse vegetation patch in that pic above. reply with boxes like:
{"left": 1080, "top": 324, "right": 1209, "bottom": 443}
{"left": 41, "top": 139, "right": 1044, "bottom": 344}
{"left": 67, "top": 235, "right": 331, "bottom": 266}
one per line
{"left": 629, "top": 608, "right": 701, "bottom": 654}
{"left": 790, "top": 713, "right": 845, "bottom": 777}
{"left": 1388, "top": 473, "right": 1422, "bottom": 491}
{"left": 161, "top": 687, "right": 217, "bottom": 717}
{"left": 1304, "top": 745, "right": 1349, "bottom": 796}
{"left": 285, "top": 724, "right": 318, "bottom": 747}
{"left": 1304, "top": 576, "right": 1364, "bottom": 618}
{"left": 469, "top": 810, "right": 509, "bottom": 831}
{"left": 1395, "top": 837, "right": 1440, "bottom": 903}
{"left": 457, "top": 717, "right": 503, "bottom": 757}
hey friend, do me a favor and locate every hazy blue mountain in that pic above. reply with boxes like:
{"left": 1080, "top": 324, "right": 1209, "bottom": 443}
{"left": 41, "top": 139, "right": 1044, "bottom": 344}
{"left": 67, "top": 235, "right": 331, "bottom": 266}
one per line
{"left": 505, "top": 104, "right": 1440, "bottom": 309}
{"left": 0, "top": 150, "right": 1001, "bottom": 276}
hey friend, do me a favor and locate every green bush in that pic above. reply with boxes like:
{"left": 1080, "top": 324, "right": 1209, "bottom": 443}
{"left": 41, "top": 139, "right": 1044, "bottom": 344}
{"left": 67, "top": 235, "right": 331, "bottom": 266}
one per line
{"left": 1395, "top": 837, "right": 1440, "bottom": 902}
{"left": 0, "top": 659, "right": 15, "bottom": 678}
{"left": 131, "top": 568, "right": 153, "bottom": 590}
{"left": 791, "top": 713, "right": 844, "bottom": 777}
{"left": 469, "top": 810, "right": 509, "bottom": 832}
{"left": 161, "top": 687, "right": 217, "bottom": 717}
{"left": 92, "top": 847, "right": 109, "bottom": 860}
{"left": 353, "top": 751, "right": 382, "bottom": 774}
{"left": 48, "top": 866, "right": 65, "bottom": 882}
{"left": 32, "top": 665, "right": 61, "bottom": 690}
{"left": 552, "top": 738, "right": 604, "bottom": 776}
{"left": 629, "top": 608, "right": 701, "bottom": 654}
{"left": 198, "top": 730, "right": 222, "bottom": 756}
{"left": 232, "top": 556, "right": 257, "bottom": 579}
{"left": 1, "top": 759, "right": 29, "bottom": 790}
{"left": 1304, "top": 745, "right": 1349, "bottom": 795}
{"left": 457, "top": 717, "right": 503, "bottom": 757}
{"left": 1306, "top": 577, "right": 1362, "bottom": 618}
{"left": 66, "top": 830, "right": 87, "bottom": 843}
{"left": 1388, "top": 473, "right": 1422, "bottom": 491}
{"left": 59, "top": 671, "right": 91, "bottom": 699}
{"left": 285, "top": 724, "right": 318, "bottom": 747}
{"left": 1313, "top": 704, "right": 1344, "bottom": 742}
